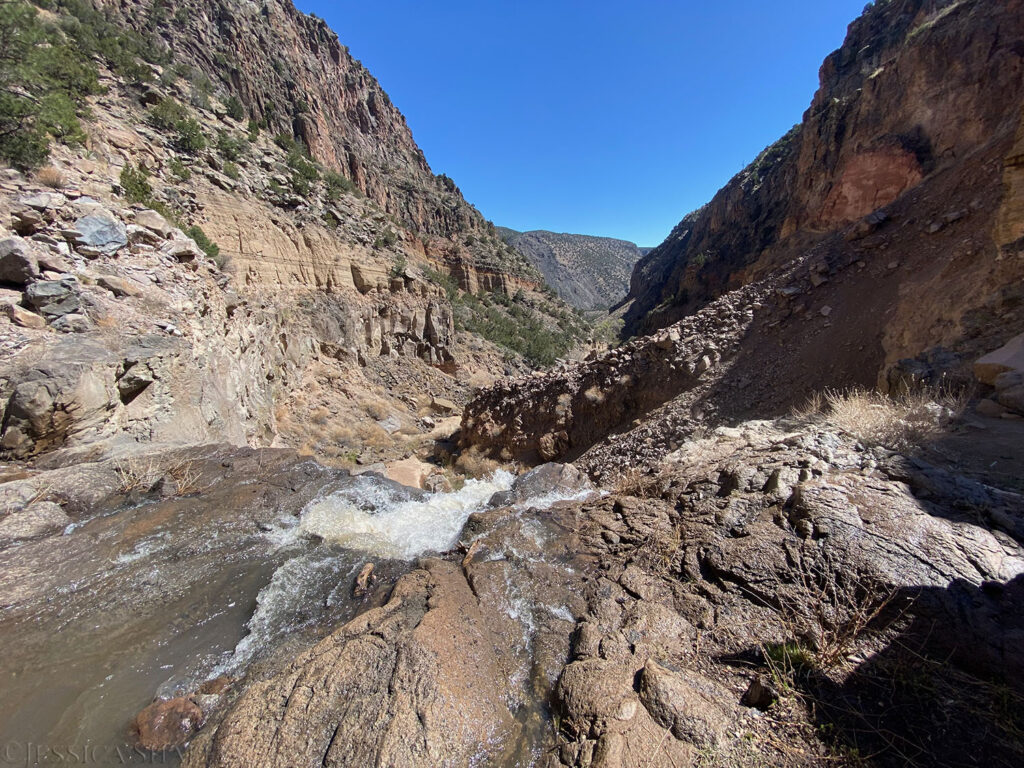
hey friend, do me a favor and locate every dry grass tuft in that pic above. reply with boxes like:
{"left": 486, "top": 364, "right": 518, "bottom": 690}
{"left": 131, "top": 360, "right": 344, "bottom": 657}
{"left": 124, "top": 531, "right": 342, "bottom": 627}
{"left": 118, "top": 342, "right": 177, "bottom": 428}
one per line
{"left": 115, "top": 456, "right": 202, "bottom": 495}
{"left": 453, "top": 447, "right": 499, "bottom": 479}
{"left": 360, "top": 396, "right": 391, "bottom": 421}
{"left": 613, "top": 467, "right": 667, "bottom": 499}
{"left": 795, "top": 384, "right": 968, "bottom": 451}
{"left": 36, "top": 166, "right": 66, "bottom": 189}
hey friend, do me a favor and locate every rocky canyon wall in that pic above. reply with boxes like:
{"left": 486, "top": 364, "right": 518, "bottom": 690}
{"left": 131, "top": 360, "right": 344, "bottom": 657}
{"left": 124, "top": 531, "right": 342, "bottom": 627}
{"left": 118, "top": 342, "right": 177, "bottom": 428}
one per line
{"left": 621, "top": 0, "right": 1024, "bottom": 387}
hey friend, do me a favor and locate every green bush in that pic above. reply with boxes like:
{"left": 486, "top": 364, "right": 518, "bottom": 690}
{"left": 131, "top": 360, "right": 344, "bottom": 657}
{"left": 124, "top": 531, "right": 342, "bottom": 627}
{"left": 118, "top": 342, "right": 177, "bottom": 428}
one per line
{"left": 286, "top": 148, "right": 318, "bottom": 179}
{"left": 174, "top": 118, "right": 206, "bottom": 153}
{"left": 390, "top": 253, "right": 407, "bottom": 277}
{"left": 222, "top": 161, "right": 240, "bottom": 181}
{"left": 273, "top": 132, "right": 299, "bottom": 152}
{"left": 374, "top": 228, "right": 398, "bottom": 249}
{"left": 225, "top": 96, "right": 245, "bottom": 121}
{"left": 189, "top": 87, "right": 211, "bottom": 110}
{"left": 148, "top": 98, "right": 187, "bottom": 130}
{"left": 148, "top": 98, "right": 206, "bottom": 153}
{"left": 168, "top": 157, "right": 191, "bottom": 182}
{"left": 324, "top": 170, "right": 354, "bottom": 200}
{"left": 216, "top": 131, "right": 248, "bottom": 161}
{"left": 451, "top": 290, "right": 584, "bottom": 367}
{"left": 0, "top": 0, "right": 101, "bottom": 169}
{"left": 120, "top": 164, "right": 153, "bottom": 204}
{"left": 184, "top": 225, "right": 220, "bottom": 260}
{"left": 55, "top": 0, "right": 161, "bottom": 82}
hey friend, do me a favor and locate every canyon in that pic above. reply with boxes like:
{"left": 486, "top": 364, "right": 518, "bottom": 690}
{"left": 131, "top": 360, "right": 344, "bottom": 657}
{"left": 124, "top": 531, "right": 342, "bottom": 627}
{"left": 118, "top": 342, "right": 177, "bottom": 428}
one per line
{"left": 1, "top": 1, "right": 1023, "bottom": 767}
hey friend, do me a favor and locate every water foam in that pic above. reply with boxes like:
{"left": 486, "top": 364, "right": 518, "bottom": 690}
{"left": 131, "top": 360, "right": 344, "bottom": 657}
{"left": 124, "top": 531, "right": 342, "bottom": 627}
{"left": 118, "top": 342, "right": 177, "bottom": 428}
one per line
{"left": 295, "top": 470, "right": 516, "bottom": 559}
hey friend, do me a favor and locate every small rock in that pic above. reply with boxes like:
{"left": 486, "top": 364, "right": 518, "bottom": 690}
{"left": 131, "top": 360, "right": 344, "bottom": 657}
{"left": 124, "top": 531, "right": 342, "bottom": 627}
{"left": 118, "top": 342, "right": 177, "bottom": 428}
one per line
{"left": 2, "top": 302, "right": 46, "bottom": 329}
{"left": 133, "top": 697, "right": 205, "bottom": 750}
{"left": 353, "top": 562, "right": 375, "bottom": 597}
{"left": 820, "top": 305, "right": 833, "bottom": 317}
{"left": 0, "top": 237, "right": 41, "bottom": 285}
{"left": 98, "top": 274, "right": 143, "bottom": 298}
{"left": 197, "top": 676, "right": 232, "bottom": 696}
{"left": 740, "top": 675, "right": 779, "bottom": 711}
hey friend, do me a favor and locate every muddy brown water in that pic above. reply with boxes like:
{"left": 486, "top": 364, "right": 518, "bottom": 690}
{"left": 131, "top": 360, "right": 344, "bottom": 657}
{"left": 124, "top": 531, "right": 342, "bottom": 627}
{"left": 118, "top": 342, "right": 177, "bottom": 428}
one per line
{"left": 0, "top": 450, "right": 519, "bottom": 767}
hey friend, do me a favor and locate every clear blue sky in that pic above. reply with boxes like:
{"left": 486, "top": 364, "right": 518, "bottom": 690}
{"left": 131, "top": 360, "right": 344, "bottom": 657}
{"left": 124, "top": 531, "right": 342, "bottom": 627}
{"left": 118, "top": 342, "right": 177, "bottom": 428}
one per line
{"left": 296, "top": 1, "right": 867, "bottom": 246}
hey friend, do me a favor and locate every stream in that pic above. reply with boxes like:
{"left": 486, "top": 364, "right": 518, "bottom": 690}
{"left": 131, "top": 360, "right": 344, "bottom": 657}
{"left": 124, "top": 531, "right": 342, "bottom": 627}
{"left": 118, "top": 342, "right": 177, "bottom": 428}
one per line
{"left": 0, "top": 455, "right": 531, "bottom": 767}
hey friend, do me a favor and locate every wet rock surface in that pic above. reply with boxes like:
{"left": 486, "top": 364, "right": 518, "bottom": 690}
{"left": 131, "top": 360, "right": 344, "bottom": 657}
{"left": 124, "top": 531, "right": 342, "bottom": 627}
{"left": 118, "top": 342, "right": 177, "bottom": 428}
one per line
{"left": 186, "top": 426, "right": 1024, "bottom": 767}
{"left": 0, "top": 446, "right": 404, "bottom": 759}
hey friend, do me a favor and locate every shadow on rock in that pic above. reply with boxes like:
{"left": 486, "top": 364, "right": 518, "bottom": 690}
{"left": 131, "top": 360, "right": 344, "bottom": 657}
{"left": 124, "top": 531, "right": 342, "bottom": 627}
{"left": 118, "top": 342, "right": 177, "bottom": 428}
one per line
{"left": 809, "top": 575, "right": 1024, "bottom": 767}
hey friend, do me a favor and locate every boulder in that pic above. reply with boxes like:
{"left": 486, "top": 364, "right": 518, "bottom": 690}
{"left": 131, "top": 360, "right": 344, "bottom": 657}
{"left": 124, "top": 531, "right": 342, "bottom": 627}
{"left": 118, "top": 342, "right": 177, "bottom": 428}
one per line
{"left": 430, "top": 396, "right": 457, "bottom": 415}
{"left": 24, "top": 279, "right": 80, "bottom": 318}
{"left": 0, "top": 502, "right": 70, "bottom": 546}
{"left": 70, "top": 214, "right": 127, "bottom": 256}
{"left": 975, "top": 333, "right": 1024, "bottom": 385}
{"left": 0, "top": 238, "right": 41, "bottom": 286}
{"left": 18, "top": 191, "right": 66, "bottom": 211}
{"left": 384, "top": 456, "right": 433, "bottom": 489}
{"left": 11, "top": 208, "right": 45, "bottom": 235}
{"left": 133, "top": 697, "right": 205, "bottom": 751}
{"left": 133, "top": 209, "right": 173, "bottom": 238}
{"left": 488, "top": 462, "right": 595, "bottom": 507}
{"left": 180, "top": 561, "right": 519, "bottom": 768}
{"left": 51, "top": 313, "right": 91, "bottom": 333}
{"left": 997, "top": 385, "right": 1024, "bottom": 416}
{"left": 976, "top": 398, "right": 1008, "bottom": 418}
{"left": 994, "top": 371, "right": 1023, "bottom": 392}
{"left": 162, "top": 238, "right": 204, "bottom": 262}
{"left": 97, "top": 275, "right": 143, "bottom": 298}
{"left": 637, "top": 660, "right": 732, "bottom": 749}
{"left": 36, "top": 251, "right": 70, "bottom": 273}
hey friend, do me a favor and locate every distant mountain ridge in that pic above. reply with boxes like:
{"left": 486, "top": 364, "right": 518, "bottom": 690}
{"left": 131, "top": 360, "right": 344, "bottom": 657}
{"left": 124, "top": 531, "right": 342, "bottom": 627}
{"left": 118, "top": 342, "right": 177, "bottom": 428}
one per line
{"left": 497, "top": 227, "right": 644, "bottom": 311}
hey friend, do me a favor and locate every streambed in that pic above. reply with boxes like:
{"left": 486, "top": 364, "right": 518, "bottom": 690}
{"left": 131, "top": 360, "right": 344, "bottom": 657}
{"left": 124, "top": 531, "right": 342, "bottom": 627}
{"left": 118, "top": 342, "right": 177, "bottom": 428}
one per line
{"left": 0, "top": 450, "right": 536, "bottom": 766}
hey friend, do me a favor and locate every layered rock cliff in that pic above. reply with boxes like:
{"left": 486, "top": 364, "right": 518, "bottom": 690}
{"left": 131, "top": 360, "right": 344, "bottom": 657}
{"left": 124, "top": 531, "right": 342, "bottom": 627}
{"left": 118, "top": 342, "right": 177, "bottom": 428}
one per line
{"left": 621, "top": 0, "right": 1024, "bottom": 388}
{"left": 0, "top": 0, "right": 585, "bottom": 466}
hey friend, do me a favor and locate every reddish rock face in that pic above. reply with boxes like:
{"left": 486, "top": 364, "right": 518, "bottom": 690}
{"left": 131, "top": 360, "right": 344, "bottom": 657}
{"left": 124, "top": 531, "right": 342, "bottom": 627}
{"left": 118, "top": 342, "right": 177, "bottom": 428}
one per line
{"left": 814, "top": 148, "right": 923, "bottom": 228}
{"left": 133, "top": 697, "right": 205, "bottom": 751}
{"left": 621, "top": 0, "right": 1024, "bottom": 377}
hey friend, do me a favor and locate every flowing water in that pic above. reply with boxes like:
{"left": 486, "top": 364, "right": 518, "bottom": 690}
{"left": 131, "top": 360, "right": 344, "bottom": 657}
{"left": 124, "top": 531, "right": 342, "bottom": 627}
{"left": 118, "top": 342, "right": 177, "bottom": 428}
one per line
{"left": 0, "top": 459, "right": 520, "bottom": 766}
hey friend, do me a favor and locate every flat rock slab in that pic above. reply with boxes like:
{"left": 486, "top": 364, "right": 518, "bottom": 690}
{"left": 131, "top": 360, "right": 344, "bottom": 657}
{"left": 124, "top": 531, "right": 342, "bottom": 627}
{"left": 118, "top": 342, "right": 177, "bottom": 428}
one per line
{"left": 976, "top": 332, "right": 1024, "bottom": 385}
{"left": 71, "top": 214, "right": 127, "bottom": 255}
